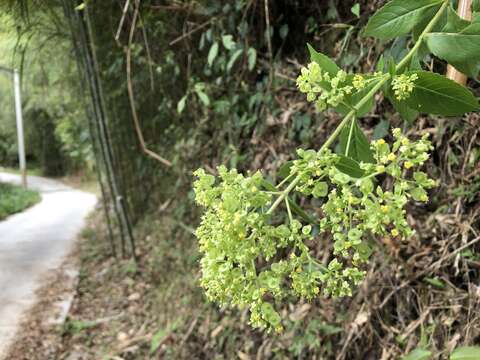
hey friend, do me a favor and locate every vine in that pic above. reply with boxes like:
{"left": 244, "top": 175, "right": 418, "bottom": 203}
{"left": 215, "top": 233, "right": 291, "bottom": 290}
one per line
{"left": 193, "top": 0, "right": 480, "bottom": 331}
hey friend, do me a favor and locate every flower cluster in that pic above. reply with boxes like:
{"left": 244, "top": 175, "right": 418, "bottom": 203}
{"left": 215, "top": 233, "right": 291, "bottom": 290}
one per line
{"left": 313, "top": 129, "right": 436, "bottom": 296}
{"left": 194, "top": 166, "right": 317, "bottom": 332}
{"left": 296, "top": 62, "right": 353, "bottom": 111}
{"left": 391, "top": 73, "right": 418, "bottom": 100}
{"left": 193, "top": 130, "right": 436, "bottom": 331}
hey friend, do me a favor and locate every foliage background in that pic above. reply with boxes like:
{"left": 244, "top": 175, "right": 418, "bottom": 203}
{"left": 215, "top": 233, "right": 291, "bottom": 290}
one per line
{"left": 1, "top": 0, "right": 480, "bottom": 358}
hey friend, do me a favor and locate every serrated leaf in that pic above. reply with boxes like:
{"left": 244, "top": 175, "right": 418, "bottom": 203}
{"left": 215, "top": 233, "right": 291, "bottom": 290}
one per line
{"left": 207, "top": 42, "right": 219, "bottom": 67}
{"left": 450, "top": 346, "right": 480, "bottom": 360}
{"left": 247, "top": 48, "right": 257, "bottom": 71}
{"left": 307, "top": 43, "right": 340, "bottom": 76}
{"left": 363, "top": 0, "right": 444, "bottom": 40}
{"left": 412, "top": 5, "right": 447, "bottom": 40}
{"left": 402, "top": 348, "right": 432, "bottom": 360}
{"left": 425, "top": 23, "right": 480, "bottom": 77}
{"left": 403, "top": 71, "right": 479, "bottom": 116}
{"left": 339, "top": 119, "right": 374, "bottom": 163}
{"left": 335, "top": 155, "right": 365, "bottom": 178}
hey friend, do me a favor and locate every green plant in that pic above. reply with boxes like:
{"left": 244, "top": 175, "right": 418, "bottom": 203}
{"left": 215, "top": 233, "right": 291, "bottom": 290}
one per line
{"left": 194, "top": 0, "right": 480, "bottom": 331}
{"left": 0, "top": 182, "right": 41, "bottom": 220}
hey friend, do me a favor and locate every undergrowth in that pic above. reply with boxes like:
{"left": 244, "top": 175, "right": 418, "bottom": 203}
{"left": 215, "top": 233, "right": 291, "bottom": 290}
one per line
{"left": 0, "top": 182, "right": 40, "bottom": 220}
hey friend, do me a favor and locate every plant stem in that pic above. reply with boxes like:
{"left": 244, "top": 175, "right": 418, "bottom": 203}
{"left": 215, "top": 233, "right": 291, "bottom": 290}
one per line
{"left": 285, "top": 198, "right": 293, "bottom": 223}
{"left": 345, "top": 116, "right": 355, "bottom": 157}
{"left": 396, "top": 0, "right": 449, "bottom": 72}
{"left": 267, "top": 74, "right": 390, "bottom": 215}
{"left": 267, "top": 175, "right": 301, "bottom": 215}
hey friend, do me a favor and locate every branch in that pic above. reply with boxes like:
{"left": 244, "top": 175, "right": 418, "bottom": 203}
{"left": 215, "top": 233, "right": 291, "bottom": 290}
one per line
{"left": 126, "top": 0, "right": 172, "bottom": 167}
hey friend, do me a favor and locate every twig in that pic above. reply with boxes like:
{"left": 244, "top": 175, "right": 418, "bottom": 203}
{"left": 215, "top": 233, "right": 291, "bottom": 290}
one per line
{"left": 138, "top": 12, "right": 155, "bottom": 91}
{"left": 126, "top": 0, "right": 172, "bottom": 167}
{"left": 169, "top": 18, "right": 215, "bottom": 46}
{"left": 264, "top": 0, "right": 274, "bottom": 88}
{"left": 378, "top": 235, "right": 480, "bottom": 309}
{"left": 115, "top": 0, "right": 131, "bottom": 41}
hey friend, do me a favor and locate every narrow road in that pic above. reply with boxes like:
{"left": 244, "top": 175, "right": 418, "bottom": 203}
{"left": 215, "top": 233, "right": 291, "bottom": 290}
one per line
{"left": 0, "top": 172, "right": 96, "bottom": 357}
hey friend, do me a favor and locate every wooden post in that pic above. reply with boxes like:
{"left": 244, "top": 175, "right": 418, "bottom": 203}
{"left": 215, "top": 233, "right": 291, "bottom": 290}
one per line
{"left": 446, "top": 0, "right": 473, "bottom": 85}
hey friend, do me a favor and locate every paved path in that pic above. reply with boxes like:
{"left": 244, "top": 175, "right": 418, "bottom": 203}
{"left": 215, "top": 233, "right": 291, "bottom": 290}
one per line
{"left": 0, "top": 172, "right": 96, "bottom": 357}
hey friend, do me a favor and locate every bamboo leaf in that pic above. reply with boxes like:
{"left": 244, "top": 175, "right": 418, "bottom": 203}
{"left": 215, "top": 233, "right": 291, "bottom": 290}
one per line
{"left": 177, "top": 95, "right": 187, "bottom": 114}
{"left": 227, "top": 49, "right": 243, "bottom": 72}
{"left": 207, "top": 42, "right": 219, "bottom": 67}
{"left": 363, "top": 0, "right": 444, "bottom": 40}
{"left": 247, "top": 48, "right": 257, "bottom": 71}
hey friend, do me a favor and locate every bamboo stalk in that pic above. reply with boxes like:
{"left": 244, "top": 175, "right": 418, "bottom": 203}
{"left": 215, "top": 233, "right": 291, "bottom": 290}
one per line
{"left": 446, "top": 0, "right": 472, "bottom": 85}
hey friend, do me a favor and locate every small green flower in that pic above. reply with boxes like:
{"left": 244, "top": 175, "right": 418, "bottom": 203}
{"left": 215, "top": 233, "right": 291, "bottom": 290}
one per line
{"left": 353, "top": 74, "right": 366, "bottom": 90}
{"left": 296, "top": 64, "right": 353, "bottom": 111}
{"left": 391, "top": 73, "right": 418, "bottom": 100}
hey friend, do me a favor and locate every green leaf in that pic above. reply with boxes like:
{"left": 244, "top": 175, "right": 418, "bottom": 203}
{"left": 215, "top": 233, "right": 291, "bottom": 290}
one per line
{"left": 450, "top": 346, "right": 480, "bottom": 360}
{"left": 363, "top": 0, "right": 444, "bottom": 40}
{"left": 425, "top": 23, "right": 480, "bottom": 77}
{"left": 351, "top": 3, "right": 360, "bottom": 18}
{"left": 423, "top": 276, "right": 445, "bottom": 288}
{"left": 227, "top": 49, "right": 243, "bottom": 72}
{"left": 307, "top": 43, "right": 340, "bottom": 76}
{"left": 337, "top": 76, "right": 379, "bottom": 117}
{"left": 75, "top": 3, "right": 86, "bottom": 10}
{"left": 277, "top": 161, "right": 293, "bottom": 179}
{"left": 402, "top": 348, "right": 432, "bottom": 360}
{"left": 335, "top": 155, "right": 365, "bottom": 178}
{"left": 207, "top": 42, "right": 219, "bottom": 67}
{"left": 247, "top": 48, "right": 257, "bottom": 71}
{"left": 339, "top": 119, "right": 374, "bottom": 163}
{"left": 177, "top": 95, "right": 187, "bottom": 114}
{"left": 386, "top": 91, "right": 419, "bottom": 123}
{"left": 261, "top": 179, "right": 317, "bottom": 224}
{"left": 222, "top": 35, "right": 235, "bottom": 50}
{"left": 473, "top": 0, "right": 480, "bottom": 12}
{"left": 403, "top": 71, "right": 479, "bottom": 116}
{"left": 442, "top": 6, "right": 470, "bottom": 33}
{"left": 279, "top": 24, "right": 289, "bottom": 39}
{"left": 373, "top": 119, "right": 390, "bottom": 140}
{"left": 195, "top": 91, "right": 210, "bottom": 107}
